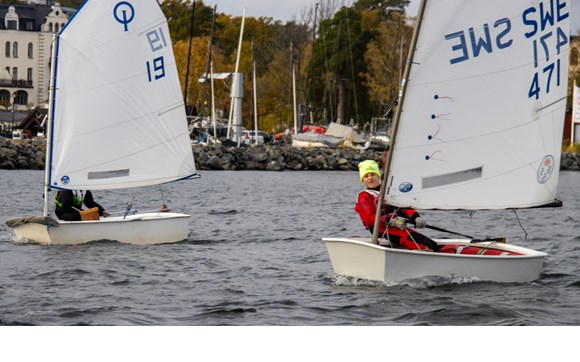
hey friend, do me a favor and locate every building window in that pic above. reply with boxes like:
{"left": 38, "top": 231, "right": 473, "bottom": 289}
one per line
{"left": 14, "top": 90, "right": 28, "bottom": 105}
{"left": 27, "top": 68, "right": 33, "bottom": 82}
{"left": 28, "top": 43, "right": 33, "bottom": 59}
{"left": 12, "top": 42, "right": 18, "bottom": 58}
{"left": 5, "top": 42, "right": 10, "bottom": 58}
{"left": 0, "top": 90, "right": 10, "bottom": 103}
{"left": 49, "top": 23, "right": 53, "bottom": 32}
{"left": 12, "top": 67, "right": 18, "bottom": 81}
{"left": 55, "top": 23, "right": 59, "bottom": 33}
{"left": 5, "top": 6, "right": 19, "bottom": 30}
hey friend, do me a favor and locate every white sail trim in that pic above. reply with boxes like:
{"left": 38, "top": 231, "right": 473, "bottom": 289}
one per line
{"left": 387, "top": 0, "right": 571, "bottom": 210}
{"left": 49, "top": 0, "right": 196, "bottom": 190}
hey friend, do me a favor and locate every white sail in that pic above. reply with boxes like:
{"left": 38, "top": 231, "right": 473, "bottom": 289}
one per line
{"left": 387, "top": 0, "right": 571, "bottom": 210}
{"left": 49, "top": 0, "right": 196, "bottom": 190}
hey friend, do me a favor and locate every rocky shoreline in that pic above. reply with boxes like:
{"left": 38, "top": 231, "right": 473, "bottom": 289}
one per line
{"left": 2, "top": 138, "right": 580, "bottom": 172}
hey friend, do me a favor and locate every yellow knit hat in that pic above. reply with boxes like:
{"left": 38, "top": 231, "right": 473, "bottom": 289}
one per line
{"left": 358, "top": 160, "right": 381, "bottom": 182}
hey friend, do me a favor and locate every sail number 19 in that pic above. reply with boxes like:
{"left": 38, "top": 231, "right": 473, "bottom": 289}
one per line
{"left": 145, "top": 27, "right": 168, "bottom": 82}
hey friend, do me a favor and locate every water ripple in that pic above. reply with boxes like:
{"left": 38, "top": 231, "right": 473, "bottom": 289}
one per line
{"left": 1, "top": 170, "right": 580, "bottom": 326}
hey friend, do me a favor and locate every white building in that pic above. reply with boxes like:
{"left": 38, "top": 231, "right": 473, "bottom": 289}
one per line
{"left": 0, "top": 1, "right": 74, "bottom": 118}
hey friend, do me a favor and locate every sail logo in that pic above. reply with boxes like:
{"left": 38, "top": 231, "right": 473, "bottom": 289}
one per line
{"left": 60, "top": 176, "right": 70, "bottom": 185}
{"left": 398, "top": 182, "right": 413, "bottom": 193}
{"left": 113, "top": 1, "right": 135, "bottom": 32}
{"left": 537, "top": 155, "right": 554, "bottom": 184}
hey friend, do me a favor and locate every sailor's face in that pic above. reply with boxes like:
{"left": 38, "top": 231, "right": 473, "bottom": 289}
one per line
{"left": 362, "top": 172, "right": 380, "bottom": 189}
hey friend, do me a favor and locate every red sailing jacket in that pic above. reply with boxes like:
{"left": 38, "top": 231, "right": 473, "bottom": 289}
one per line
{"left": 354, "top": 190, "right": 432, "bottom": 250}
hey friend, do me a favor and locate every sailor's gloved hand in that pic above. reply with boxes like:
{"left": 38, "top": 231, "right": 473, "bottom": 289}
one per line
{"left": 388, "top": 217, "right": 407, "bottom": 230}
{"left": 413, "top": 217, "right": 426, "bottom": 229}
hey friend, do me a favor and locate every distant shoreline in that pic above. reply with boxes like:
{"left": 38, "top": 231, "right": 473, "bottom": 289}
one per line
{"left": 1, "top": 139, "right": 579, "bottom": 172}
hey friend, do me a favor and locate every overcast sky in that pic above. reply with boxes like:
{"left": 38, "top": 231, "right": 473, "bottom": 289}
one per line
{"left": 211, "top": 0, "right": 579, "bottom": 34}
{"left": 209, "top": 0, "right": 417, "bottom": 22}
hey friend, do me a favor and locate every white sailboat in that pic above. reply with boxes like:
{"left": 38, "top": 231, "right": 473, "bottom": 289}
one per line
{"left": 324, "top": 0, "right": 571, "bottom": 283}
{"left": 5, "top": 0, "right": 199, "bottom": 245}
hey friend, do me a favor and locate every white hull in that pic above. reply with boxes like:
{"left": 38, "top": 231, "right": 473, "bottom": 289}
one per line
{"left": 9, "top": 213, "right": 190, "bottom": 245}
{"left": 323, "top": 237, "right": 546, "bottom": 283}
{"left": 291, "top": 139, "right": 329, "bottom": 148}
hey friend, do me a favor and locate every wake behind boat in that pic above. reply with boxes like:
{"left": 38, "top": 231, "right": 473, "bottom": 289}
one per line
{"left": 324, "top": 0, "right": 571, "bottom": 283}
{"left": 5, "top": 0, "right": 199, "bottom": 245}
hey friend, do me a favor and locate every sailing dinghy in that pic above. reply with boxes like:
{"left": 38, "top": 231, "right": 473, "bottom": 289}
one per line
{"left": 324, "top": 0, "right": 571, "bottom": 283}
{"left": 6, "top": 0, "right": 199, "bottom": 245}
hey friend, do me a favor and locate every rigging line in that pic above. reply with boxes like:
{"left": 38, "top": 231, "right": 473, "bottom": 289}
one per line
{"left": 105, "top": 184, "right": 158, "bottom": 198}
{"left": 344, "top": 8, "right": 359, "bottom": 122}
{"left": 320, "top": 19, "right": 334, "bottom": 123}
{"left": 305, "top": 2, "right": 319, "bottom": 108}
{"left": 331, "top": 16, "right": 344, "bottom": 122}
{"left": 382, "top": 211, "right": 396, "bottom": 248}
{"left": 405, "top": 227, "right": 421, "bottom": 250}
{"left": 512, "top": 209, "right": 528, "bottom": 240}
{"left": 382, "top": 229, "right": 392, "bottom": 247}
{"left": 159, "top": 185, "right": 166, "bottom": 205}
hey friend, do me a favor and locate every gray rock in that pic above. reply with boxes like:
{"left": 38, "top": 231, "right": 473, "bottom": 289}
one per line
{"left": 3, "top": 139, "right": 580, "bottom": 172}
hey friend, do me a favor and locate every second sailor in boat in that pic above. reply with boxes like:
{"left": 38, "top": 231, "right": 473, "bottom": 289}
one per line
{"left": 54, "top": 190, "right": 109, "bottom": 221}
{"left": 354, "top": 160, "right": 439, "bottom": 252}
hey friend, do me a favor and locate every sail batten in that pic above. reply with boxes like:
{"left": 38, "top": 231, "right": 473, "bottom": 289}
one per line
{"left": 48, "top": 0, "right": 196, "bottom": 191}
{"left": 386, "top": 0, "right": 571, "bottom": 211}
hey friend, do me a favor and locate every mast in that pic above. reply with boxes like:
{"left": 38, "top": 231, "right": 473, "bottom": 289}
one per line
{"left": 291, "top": 41, "right": 298, "bottom": 135}
{"left": 202, "top": 5, "right": 217, "bottom": 135}
{"left": 211, "top": 60, "right": 217, "bottom": 139}
{"left": 305, "top": 2, "right": 318, "bottom": 124}
{"left": 227, "top": 8, "right": 246, "bottom": 143}
{"left": 43, "top": 34, "right": 58, "bottom": 216}
{"left": 252, "top": 39, "right": 259, "bottom": 145}
{"left": 371, "top": 0, "right": 428, "bottom": 245}
{"left": 183, "top": 0, "right": 196, "bottom": 109}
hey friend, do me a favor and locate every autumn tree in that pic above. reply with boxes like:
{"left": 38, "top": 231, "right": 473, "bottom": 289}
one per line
{"left": 306, "top": 0, "right": 411, "bottom": 127}
{"left": 363, "top": 8, "right": 413, "bottom": 115}
{"left": 255, "top": 21, "right": 310, "bottom": 133}
{"left": 161, "top": 0, "right": 214, "bottom": 41}
{"left": 309, "top": 6, "right": 378, "bottom": 125}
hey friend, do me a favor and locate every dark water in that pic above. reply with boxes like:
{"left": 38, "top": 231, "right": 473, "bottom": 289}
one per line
{"left": 1, "top": 169, "right": 580, "bottom": 327}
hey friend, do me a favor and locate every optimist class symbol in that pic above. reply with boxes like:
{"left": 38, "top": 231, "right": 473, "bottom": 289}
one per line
{"left": 114, "top": 1, "right": 135, "bottom": 32}
{"left": 537, "top": 155, "right": 554, "bottom": 184}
